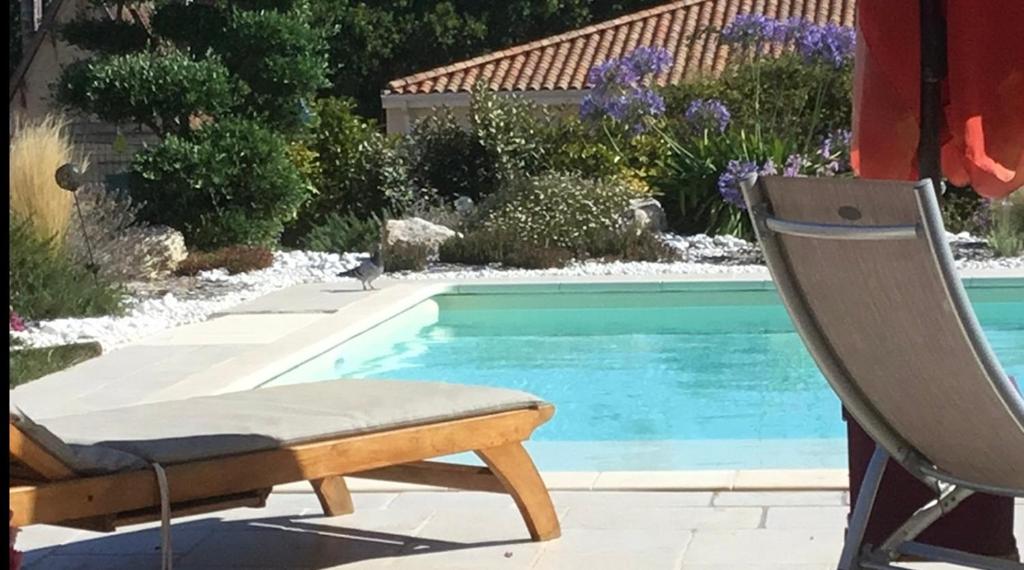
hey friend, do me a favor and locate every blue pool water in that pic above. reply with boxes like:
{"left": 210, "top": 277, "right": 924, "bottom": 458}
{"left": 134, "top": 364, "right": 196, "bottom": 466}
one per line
{"left": 264, "top": 280, "right": 1024, "bottom": 471}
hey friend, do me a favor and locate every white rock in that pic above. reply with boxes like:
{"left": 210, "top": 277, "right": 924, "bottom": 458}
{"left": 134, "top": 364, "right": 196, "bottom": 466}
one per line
{"left": 97, "top": 225, "right": 188, "bottom": 280}
{"left": 386, "top": 218, "right": 458, "bottom": 255}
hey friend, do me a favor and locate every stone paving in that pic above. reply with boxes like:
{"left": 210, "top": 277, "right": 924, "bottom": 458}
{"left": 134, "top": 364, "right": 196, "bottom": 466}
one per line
{"left": 19, "top": 490, "right": 1024, "bottom": 569}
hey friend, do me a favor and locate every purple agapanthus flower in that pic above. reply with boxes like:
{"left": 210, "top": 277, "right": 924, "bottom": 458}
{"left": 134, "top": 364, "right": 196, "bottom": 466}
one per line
{"left": 795, "top": 23, "right": 856, "bottom": 68}
{"left": 626, "top": 46, "right": 674, "bottom": 75}
{"left": 581, "top": 46, "right": 672, "bottom": 134}
{"left": 719, "top": 13, "right": 854, "bottom": 68}
{"left": 717, "top": 159, "right": 777, "bottom": 209}
{"left": 684, "top": 98, "right": 731, "bottom": 133}
{"left": 720, "top": 13, "right": 782, "bottom": 46}
{"left": 783, "top": 154, "right": 809, "bottom": 177}
{"left": 815, "top": 129, "right": 853, "bottom": 175}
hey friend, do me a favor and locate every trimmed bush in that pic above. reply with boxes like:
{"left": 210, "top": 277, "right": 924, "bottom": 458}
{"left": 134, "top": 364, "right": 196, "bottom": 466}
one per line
{"left": 56, "top": 50, "right": 243, "bottom": 138}
{"left": 130, "top": 119, "right": 312, "bottom": 248}
{"left": 176, "top": 246, "right": 275, "bottom": 276}
{"left": 480, "top": 173, "right": 649, "bottom": 250}
{"left": 438, "top": 228, "right": 573, "bottom": 269}
{"left": 583, "top": 226, "right": 679, "bottom": 262}
{"left": 382, "top": 242, "right": 430, "bottom": 272}
{"left": 215, "top": 7, "right": 330, "bottom": 131}
{"left": 10, "top": 214, "right": 125, "bottom": 320}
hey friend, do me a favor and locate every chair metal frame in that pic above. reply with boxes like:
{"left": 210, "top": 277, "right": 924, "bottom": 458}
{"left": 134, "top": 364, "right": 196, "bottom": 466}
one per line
{"left": 740, "top": 175, "right": 1023, "bottom": 570}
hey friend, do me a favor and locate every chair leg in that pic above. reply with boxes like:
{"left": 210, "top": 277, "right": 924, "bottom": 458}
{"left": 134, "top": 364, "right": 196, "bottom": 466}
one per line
{"left": 310, "top": 476, "right": 354, "bottom": 516}
{"left": 839, "top": 445, "right": 890, "bottom": 570}
{"left": 476, "top": 442, "right": 561, "bottom": 542}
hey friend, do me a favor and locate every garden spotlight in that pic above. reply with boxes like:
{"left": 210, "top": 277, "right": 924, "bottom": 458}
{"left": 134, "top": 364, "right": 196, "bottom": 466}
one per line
{"left": 55, "top": 163, "right": 100, "bottom": 279}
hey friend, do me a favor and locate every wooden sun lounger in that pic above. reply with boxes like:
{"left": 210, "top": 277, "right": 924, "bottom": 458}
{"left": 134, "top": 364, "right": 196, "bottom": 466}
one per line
{"left": 9, "top": 380, "right": 561, "bottom": 543}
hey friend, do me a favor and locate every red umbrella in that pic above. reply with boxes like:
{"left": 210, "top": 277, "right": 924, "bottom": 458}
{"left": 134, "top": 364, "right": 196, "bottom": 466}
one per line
{"left": 852, "top": 0, "right": 1024, "bottom": 198}
{"left": 847, "top": 0, "right": 1023, "bottom": 557}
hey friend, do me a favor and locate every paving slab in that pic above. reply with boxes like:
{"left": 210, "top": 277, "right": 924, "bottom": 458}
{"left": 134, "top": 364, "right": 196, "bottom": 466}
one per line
{"left": 219, "top": 282, "right": 373, "bottom": 314}
{"left": 17, "top": 491, "right": 1022, "bottom": 569}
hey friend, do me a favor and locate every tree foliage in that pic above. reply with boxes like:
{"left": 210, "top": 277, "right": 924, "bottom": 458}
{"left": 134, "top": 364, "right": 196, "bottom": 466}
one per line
{"left": 57, "top": 50, "right": 243, "bottom": 138}
{"left": 57, "top": 0, "right": 328, "bottom": 134}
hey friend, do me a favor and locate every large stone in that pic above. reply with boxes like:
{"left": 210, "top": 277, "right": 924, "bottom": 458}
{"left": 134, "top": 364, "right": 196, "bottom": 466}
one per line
{"left": 622, "top": 198, "right": 668, "bottom": 232}
{"left": 96, "top": 225, "right": 188, "bottom": 280}
{"left": 385, "top": 217, "right": 458, "bottom": 255}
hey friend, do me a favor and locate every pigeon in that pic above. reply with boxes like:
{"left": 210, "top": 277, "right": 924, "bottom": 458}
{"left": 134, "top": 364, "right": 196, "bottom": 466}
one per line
{"left": 338, "top": 248, "right": 383, "bottom": 290}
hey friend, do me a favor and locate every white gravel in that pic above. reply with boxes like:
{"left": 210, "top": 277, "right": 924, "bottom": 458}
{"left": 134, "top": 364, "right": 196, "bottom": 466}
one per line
{"left": 11, "top": 233, "right": 1022, "bottom": 351}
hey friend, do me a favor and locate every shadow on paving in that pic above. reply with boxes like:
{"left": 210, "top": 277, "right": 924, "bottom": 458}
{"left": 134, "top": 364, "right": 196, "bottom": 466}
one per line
{"left": 26, "top": 514, "right": 532, "bottom": 569}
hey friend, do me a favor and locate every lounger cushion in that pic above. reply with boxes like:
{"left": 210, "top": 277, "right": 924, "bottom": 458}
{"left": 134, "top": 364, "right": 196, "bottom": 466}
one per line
{"left": 32, "top": 379, "right": 546, "bottom": 474}
{"left": 10, "top": 409, "right": 148, "bottom": 475}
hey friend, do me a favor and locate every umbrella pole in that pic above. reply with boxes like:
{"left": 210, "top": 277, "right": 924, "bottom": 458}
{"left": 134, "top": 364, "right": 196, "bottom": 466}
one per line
{"left": 919, "top": 0, "right": 946, "bottom": 197}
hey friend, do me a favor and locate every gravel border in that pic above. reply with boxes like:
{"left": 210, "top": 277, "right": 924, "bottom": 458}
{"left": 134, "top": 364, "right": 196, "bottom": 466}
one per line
{"left": 11, "top": 233, "right": 1022, "bottom": 350}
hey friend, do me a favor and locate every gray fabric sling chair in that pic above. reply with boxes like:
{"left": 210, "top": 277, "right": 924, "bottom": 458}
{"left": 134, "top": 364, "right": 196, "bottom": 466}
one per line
{"left": 739, "top": 175, "right": 1023, "bottom": 570}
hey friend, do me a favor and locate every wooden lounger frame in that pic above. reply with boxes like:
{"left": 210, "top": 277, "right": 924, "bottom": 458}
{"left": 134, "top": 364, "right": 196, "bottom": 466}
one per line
{"left": 9, "top": 405, "right": 561, "bottom": 542}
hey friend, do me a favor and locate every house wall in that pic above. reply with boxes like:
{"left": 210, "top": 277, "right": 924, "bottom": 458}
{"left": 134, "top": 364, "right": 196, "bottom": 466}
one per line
{"left": 9, "top": 0, "right": 157, "bottom": 184}
{"left": 382, "top": 90, "right": 587, "bottom": 135}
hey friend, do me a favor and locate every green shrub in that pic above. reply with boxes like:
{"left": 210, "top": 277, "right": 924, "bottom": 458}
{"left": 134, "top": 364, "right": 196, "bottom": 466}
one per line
{"left": 469, "top": 85, "right": 548, "bottom": 185}
{"left": 438, "top": 228, "right": 573, "bottom": 269}
{"left": 58, "top": 17, "right": 150, "bottom": 54}
{"left": 405, "top": 108, "right": 493, "bottom": 201}
{"left": 130, "top": 118, "right": 312, "bottom": 248}
{"left": 987, "top": 193, "right": 1024, "bottom": 258}
{"left": 176, "top": 245, "right": 276, "bottom": 276}
{"left": 541, "top": 116, "right": 630, "bottom": 179}
{"left": 941, "top": 185, "right": 989, "bottom": 234}
{"left": 9, "top": 214, "right": 125, "bottom": 320}
{"left": 300, "top": 212, "right": 384, "bottom": 253}
{"left": 288, "top": 98, "right": 409, "bottom": 244}
{"left": 215, "top": 7, "right": 329, "bottom": 131}
{"left": 582, "top": 226, "right": 679, "bottom": 263}
{"left": 405, "top": 86, "right": 550, "bottom": 203}
{"left": 480, "top": 173, "right": 648, "bottom": 250}
{"left": 382, "top": 241, "right": 430, "bottom": 272}
{"left": 56, "top": 50, "right": 243, "bottom": 138}
{"left": 10, "top": 342, "right": 104, "bottom": 388}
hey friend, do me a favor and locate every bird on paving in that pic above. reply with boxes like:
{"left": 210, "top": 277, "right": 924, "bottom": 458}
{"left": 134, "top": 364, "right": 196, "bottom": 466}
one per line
{"left": 337, "top": 247, "right": 384, "bottom": 290}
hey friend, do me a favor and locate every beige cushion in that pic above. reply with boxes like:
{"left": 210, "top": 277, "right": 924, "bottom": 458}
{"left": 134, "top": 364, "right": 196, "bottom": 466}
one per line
{"left": 32, "top": 379, "right": 545, "bottom": 473}
{"left": 10, "top": 409, "right": 148, "bottom": 475}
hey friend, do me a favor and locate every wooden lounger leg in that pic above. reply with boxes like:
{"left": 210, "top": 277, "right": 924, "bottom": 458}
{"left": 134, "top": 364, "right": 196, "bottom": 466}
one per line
{"left": 476, "top": 442, "right": 560, "bottom": 541}
{"left": 310, "top": 476, "right": 354, "bottom": 516}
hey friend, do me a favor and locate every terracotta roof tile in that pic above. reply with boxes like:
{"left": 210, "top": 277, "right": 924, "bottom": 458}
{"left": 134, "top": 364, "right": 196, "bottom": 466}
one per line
{"left": 385, "top": 0, "right": 855, "bottom": 96}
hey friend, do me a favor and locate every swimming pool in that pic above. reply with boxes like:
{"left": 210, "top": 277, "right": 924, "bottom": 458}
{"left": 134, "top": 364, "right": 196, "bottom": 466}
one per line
{"left": 262, "top": 279, "right": 1024, "bottom": 471}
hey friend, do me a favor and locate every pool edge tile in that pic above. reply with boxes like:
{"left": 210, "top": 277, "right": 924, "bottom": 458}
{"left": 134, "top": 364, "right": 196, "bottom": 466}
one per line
{"left": 593, "top": 470, "right": 738, "bottom": 491}
{"left": 732, "top": 469, "right": 849, "bottom": 491}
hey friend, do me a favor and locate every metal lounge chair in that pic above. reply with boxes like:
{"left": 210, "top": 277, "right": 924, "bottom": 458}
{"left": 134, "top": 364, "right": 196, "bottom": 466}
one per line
{"left": 9, "top": 379, "right": 560, "bottom": 566}
{"left": 739, "top": 175, "right": 1023, "bottom": 570}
